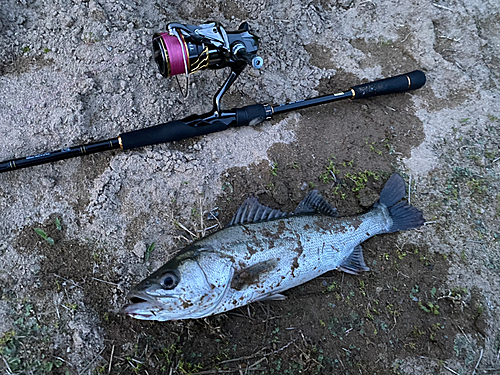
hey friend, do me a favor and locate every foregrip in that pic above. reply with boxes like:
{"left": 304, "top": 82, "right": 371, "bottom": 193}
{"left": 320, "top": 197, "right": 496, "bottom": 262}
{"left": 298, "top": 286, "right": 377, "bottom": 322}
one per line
{"left": 350, "top": 70, "right": 426, "bottom": 99}
{"left": 233, "top": 104, "right": 267, "bottom": 126}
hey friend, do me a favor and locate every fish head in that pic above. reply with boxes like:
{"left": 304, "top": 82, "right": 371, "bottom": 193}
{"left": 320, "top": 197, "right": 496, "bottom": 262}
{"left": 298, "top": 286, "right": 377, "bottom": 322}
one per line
{"left": 122, "top": 246, "right": 234, "bottom": 321}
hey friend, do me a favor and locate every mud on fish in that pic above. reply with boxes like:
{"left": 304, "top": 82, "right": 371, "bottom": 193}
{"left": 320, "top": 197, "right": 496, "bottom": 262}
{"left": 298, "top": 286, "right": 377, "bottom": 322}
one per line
{"left": 123, "top": 173, "right": 424, "bottom": 321}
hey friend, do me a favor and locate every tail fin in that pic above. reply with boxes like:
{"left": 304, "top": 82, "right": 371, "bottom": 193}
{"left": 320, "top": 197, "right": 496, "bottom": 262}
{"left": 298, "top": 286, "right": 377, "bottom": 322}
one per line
{"left": 378, "top": 174, "right": 425, "bottom": 233}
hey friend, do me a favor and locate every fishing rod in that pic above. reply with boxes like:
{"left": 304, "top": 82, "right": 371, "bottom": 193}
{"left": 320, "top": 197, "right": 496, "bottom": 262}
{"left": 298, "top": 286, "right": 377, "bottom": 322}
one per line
{"left": 0, "top": 21, "right": 426, "bottom": 174}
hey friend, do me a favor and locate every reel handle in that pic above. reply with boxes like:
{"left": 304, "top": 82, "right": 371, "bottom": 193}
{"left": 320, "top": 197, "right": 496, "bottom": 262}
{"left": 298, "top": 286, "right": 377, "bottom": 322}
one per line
{"left": 350, "top": 70, "right": 426, "bottom": 99}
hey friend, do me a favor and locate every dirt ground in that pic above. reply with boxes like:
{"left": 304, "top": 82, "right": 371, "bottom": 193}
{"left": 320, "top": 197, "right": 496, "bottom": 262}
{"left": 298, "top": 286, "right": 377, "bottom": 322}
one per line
{"left": 1, "top": 0, "right": 499, "bottom": 374}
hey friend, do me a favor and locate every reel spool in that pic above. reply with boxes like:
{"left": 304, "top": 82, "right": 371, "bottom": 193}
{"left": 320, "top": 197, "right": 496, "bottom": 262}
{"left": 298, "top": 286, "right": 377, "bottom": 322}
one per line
{"left": 152, "top": 21, "right": 263, "bottom": 78}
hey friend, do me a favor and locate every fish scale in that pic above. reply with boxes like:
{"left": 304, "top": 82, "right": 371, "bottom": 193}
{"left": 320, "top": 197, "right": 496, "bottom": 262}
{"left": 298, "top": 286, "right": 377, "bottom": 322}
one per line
{"left": 122, "top": 173, "right": 424, "bottom": 321}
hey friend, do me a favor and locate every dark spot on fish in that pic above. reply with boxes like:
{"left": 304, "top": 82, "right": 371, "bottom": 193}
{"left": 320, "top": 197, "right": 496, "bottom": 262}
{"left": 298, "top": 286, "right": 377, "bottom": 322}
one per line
{"left": 240, "top": 224, "right": 252, "bottom": 235}
{"left": 232, "top": 300, "right": 237, "bottom": 305}
{"left": 277, "top": 221, "right": 286, "bottom": 236}
{"left": 294, "top": 239, "right": 304, "bottom": 253}
{"left": 348, "top": 218, "right": 363, "bottom": 230}
{"left": 231, "top": 260, "right": 277, "bottom": 291}
{"left": 331, "top": 245, "right": 339, "bottom": 253}
{"left": 210, "top": 284, "right": 216, "bottom": 290}
{"left": 304, "top": 223, "right": 311, "bottom": 230}
{"left": 246, "top": 244, "right": 258, "bottom": 255}
{"left": 277, "top": 257, "right": 281, "bottom": 262}
{"left": 291, "top": 256, "right": 299, "bottom": 277}
{"left": 313, "top": 218, "right": 332, "bottom": 233}
{"left": 181, "top": 299, "right": 193, "bottom": 309}
{"left": 261, "top": 227, "right": 273, "bottom": 239}
{"left": 366, "top": 232, "right": 370, "bottom": 236}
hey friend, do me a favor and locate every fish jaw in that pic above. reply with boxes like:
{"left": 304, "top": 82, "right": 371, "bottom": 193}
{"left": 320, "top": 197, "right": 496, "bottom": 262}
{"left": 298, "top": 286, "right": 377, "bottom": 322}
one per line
{"left": 122, "top": 301, "right": 164, "bottom": 320}
{"left": 121, "top": 290, "right": 179, "bottom": 321}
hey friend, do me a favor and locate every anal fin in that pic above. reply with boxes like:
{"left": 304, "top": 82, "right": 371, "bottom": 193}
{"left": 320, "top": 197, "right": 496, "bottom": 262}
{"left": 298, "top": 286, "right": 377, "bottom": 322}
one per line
{"left": 338, "top": 245, "right": 370, "bottom": 275}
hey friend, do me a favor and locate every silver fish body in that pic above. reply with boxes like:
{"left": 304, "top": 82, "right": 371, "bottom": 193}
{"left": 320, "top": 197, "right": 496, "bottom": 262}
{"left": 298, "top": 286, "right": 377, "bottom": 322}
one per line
{"left": 123, "top": 174, "right": 424, "bottom": 321}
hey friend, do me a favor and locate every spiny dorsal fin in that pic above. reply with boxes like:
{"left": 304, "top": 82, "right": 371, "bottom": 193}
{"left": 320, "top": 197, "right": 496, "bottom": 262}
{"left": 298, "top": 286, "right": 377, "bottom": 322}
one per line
{"left": 294, "top": 190, "right": 337, "bottom": 217}
{"left": 227, "top": 196, "right": 289, "bottom": 227}
{"left": 338, "top": 245, "right": 370, "bottom": 275}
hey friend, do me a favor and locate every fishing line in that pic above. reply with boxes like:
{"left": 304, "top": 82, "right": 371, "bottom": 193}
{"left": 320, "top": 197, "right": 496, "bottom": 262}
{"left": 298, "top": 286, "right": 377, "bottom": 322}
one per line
{"left": 154, "top": 31, "right": 192, "bottom": 97}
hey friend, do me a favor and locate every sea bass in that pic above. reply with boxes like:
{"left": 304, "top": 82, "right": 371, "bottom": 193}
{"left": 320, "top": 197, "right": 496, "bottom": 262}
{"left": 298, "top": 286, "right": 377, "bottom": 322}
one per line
{"left": 123, "top": 173, "right": 424, "bottom": 321}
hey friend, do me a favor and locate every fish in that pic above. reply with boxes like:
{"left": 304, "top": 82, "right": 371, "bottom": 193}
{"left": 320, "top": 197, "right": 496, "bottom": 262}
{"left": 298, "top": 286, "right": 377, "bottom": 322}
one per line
{"left": 122, "top": 173, "right": 424, "bottom": 321}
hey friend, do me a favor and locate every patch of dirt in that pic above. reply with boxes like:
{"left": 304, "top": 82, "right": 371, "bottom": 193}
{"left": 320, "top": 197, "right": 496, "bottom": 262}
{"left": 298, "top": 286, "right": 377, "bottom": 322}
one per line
{"left": 0, "top": 54, "right": 54, "bottom": 76}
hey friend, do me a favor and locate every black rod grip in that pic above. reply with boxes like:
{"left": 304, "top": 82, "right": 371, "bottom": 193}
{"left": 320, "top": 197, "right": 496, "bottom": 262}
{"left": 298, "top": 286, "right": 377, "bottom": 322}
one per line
{"left": 119, "top": 120, "right": 229, "bottom": 150}
{"left": 350, "top": 70, "right": 426, "bottom": 99}
{"left": 233, "top": 104, "right": 267, "bottom": 126}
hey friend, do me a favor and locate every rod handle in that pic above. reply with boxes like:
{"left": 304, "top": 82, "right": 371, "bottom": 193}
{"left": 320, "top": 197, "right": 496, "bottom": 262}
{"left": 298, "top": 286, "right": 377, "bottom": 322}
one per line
{"left": 350, "top": 70, "right": 426, "bottom": 99}
{"left": 119, "top": 104, "right": 267, "bottom": 150}
{"left": 119, "top": 119, "right": 229, "bottom": 150}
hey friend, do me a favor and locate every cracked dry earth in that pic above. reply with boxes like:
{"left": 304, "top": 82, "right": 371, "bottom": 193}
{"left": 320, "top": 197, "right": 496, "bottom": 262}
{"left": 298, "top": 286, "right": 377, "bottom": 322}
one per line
{"left": 0, "top": 0, "right": 499, "bottom": 374}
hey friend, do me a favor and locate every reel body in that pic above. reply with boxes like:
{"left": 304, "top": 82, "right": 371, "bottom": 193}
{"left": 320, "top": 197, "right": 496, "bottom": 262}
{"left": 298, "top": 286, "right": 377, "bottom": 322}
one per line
{"left": 153, "top": 21, "right": 262, "bottom": 78}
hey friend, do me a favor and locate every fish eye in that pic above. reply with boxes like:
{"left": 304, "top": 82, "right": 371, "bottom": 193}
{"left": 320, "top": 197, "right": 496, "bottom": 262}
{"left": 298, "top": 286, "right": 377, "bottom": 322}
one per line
{"left": 161, "top": 273, "right": 179, "bottom": 289}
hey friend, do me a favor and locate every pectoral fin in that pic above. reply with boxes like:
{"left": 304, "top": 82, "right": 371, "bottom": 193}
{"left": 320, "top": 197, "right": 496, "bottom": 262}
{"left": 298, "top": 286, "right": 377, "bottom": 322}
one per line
{"left": 254, "top": 293, "right": 286, "bottom": 302}
{"left": 338, "top": 245, "right": 370, "bottom": 275}
{"left": 231, "top": 259, "right": 278, "bottom": 291}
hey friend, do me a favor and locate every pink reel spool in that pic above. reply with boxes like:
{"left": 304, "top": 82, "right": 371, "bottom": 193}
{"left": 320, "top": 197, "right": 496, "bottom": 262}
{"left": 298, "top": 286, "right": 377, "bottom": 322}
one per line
{"left": 157, "top": 32, "right": 189, "bottom": 77}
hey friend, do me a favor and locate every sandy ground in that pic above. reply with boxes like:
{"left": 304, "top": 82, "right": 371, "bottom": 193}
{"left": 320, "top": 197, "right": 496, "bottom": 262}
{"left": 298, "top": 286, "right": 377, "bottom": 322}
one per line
{"left": 1, "top": 0, "right": 499, "bottom": 374}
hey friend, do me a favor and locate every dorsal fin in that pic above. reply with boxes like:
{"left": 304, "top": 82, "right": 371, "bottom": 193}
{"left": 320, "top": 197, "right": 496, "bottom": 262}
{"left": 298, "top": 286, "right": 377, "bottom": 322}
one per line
{"left": 227, "top": 196, "right": 289, "bottom": 227}
{"left": 294, "top": 190, "right": 337, "bottom": 217}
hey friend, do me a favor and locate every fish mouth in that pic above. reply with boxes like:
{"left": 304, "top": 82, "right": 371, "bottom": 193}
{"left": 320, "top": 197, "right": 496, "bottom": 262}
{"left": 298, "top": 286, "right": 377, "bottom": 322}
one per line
{"left": 121, "top": 292, "right": 166, "bottom": 320}
{"left": 129, "top": 296, "right": 148, "bottom": 304}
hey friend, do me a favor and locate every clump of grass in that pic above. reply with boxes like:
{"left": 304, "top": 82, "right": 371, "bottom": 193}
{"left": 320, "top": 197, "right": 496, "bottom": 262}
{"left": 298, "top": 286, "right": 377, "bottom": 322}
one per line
{"left": 0, "top": 302, "right": 64, "bottom": 373}
{"left": 34, "top": 228, "right": 54, "bottom": 245}
{"left": 319, "top": 159, "right": 340, "bottom": 184}
{"left": 144, "top": 242, "right": 155, "bottom": 262}
{"left": 345, "top": 170, "right": 380, "bottom": 193}
{"left": 270, "top": 162, "right": 278, "bottom": 176}
{"left": 418, "top": 301, "right": 440, "bottom": 315}
{"left": 466, "top": 178, "right": 488, "bottom": 194}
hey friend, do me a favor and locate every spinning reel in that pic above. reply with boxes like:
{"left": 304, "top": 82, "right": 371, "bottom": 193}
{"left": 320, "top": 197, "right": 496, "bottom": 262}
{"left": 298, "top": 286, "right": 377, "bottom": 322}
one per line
{"left": 152, "top": 21, "right": 263, "bottom": 109}
{"left": 153, "top": 21, "right": 263, "bottom": 78}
